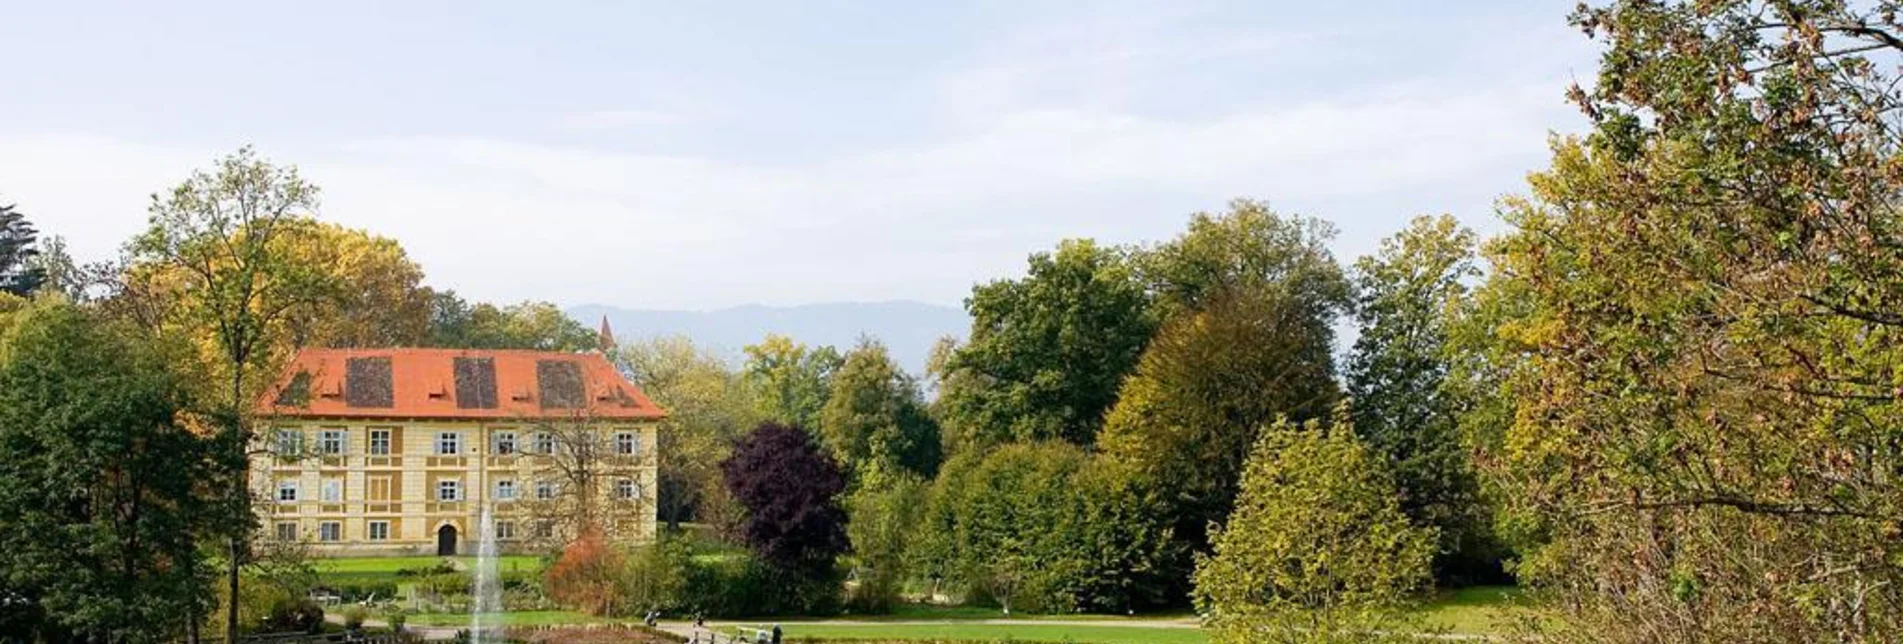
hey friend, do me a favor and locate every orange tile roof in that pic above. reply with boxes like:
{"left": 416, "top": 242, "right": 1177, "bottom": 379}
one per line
{"left": 258, "top": 347, "right": 666, "bottom": 421}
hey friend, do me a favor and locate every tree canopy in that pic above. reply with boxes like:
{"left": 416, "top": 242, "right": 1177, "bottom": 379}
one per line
{"left": 742, "top": 334, "right": 842, "bottom": 431}
{"left": 936, "top": 239, "right": 1153, "bottom": 449}
{"left": 1345, "top": 215, "right": 1498, "bottom": 585}
{"left": 0, "top": 301, "right": 228, "bottom": 642}
{"left": 0, "top": 202, "right": 46, "bottom": 297}
{"left": 1466, "top": 1, "right": 1903, "bottom": 638}
{"left": 426, "top": 292, "right": 599, "bottom": 352}
{"left": 721, "top": 422, "right": 849, "bottom": 579}
{"left": 818, "top": 338, "right": 940, "bottom": 483}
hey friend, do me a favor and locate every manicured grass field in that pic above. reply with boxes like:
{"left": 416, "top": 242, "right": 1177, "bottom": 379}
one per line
{"left": 408, "top": 610, "right": 606, "bottom": 627}
{"left": 313, "top": 555, "right": 547, "bottom": 588}
{"left": 846, "top": 604, "right": 1192, "bottom": 623}
{"left": 315, "top": 555, "right": 545, "bottom": 574}
{"left": 768, "top": 623, "right": 1206, "bottom": 644}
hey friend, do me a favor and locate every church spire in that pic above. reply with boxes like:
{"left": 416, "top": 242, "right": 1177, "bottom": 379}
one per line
{"left": 597, "top": 315, "right": 616, "bottom": 353}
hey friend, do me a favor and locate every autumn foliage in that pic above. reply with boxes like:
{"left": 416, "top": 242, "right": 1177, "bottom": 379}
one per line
{"left": 544, "top": 526, "right": 625, "bottom": 616}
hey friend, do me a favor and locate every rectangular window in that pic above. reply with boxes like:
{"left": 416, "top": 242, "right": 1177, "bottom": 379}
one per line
{"left": 275, "top": 429, "right": 301, "bottom": 457}
{"left": 534, "top": 432, "right": 554, "bottom": 454}
{"left": 367, "top": 520, "right": 390, "bottom": 541}
{"left": 534, "top": 520, "right": 554, "bottom": 539}
{"left": 368, "top": 475, "right": 394, "bottom": 502}
{"left": 436, "top": 432, "right": 461, "bottom": 455}
{"left": 276, "top": 480, "right": 299, "bottom": 503}
{"left": 320, "top": 479, "right": 342, "bottom": 503}
{"left": 318, "top": 429, "right": 346, "bottom": 455}
{"left": 615, "top": 479, "right": 639, "bottom": 500}
{"left": 614, "top": 432, "right": 638, "bottom": 456}
{"left": 534, "top": 480, "right": 557, "bottom": 500}
{"left": 495, "top": 479, "right": 516, "bottom": 501}
{"left": 437, "top": 479, "right": 462, "bottom": 502}
{"left": 275, "top": 522, "right": 298, "bottom": 542}
{"left": 318, "top": 521, "right": 341, "bottom": 542}
{"left": 492, "top": 431, "right": 517, "bottom": 455}
{"left": 368, "top": 429, "right": 392, "bottom": 455}
{"left": 496, "top": 520, "right": 517, "bottom": 540}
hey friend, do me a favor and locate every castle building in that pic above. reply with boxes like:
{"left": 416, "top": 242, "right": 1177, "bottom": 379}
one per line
{"left": 252, "top": 345, "right": 664, "bottom": 556}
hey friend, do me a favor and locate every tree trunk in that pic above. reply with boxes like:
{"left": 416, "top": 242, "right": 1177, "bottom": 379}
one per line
{"left": 224, "top": 370, "right": 244, "bottom": 640}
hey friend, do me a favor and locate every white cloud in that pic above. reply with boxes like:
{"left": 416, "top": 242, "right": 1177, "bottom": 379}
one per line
{"left": 554, "top": 109, "right": 686, "bottom": 131}
{"left": 0, "top": 73, "right": 1572, "bottom": 310}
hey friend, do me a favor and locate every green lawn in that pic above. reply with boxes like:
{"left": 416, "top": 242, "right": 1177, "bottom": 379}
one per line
{"left": 398, "top": 583, "right": 1534, "bottom": 641}
{"left": 313, "top": 555, "right": 547, "bottom": 590}
{"left": 1419, "top": 585, "right": 1541, "bottom": 635}
{"left": 409, "top": 610, "right": 607, "bottom": 627}
{"left": 314, "top": 555, "right": 545, "bottom": 574}
{"left": 766, "top": 623, "right": 1205, "bottom": 644}
{"left": 855, "top": 604, "right": 1192, "bottom": 623}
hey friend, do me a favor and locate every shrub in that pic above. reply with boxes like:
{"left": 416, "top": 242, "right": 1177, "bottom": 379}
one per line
{"left": 383, "top": 608, "right": 407, "bottom": 632}
{"left": 916, "top": 443, "right": 1179, "bottom": 614}
{"left": 325, "top": 580, "right": 400, "bottom": 602}
{"left": 262, "top": 598, "right": 325, "bottom": 634}
{"left": 546, "top": 527, "right": 627, "bottom": 616}
{"left": 341, "top": 605, "right": 368, "bottom": 631}
{"left": 622, "top": 534, "right": 694, "bottom": 613}
{"left": 1193, "top": 416, "right": 1434, "bottom": 643}
{"left": 845, "top": 474, "right": 928, "bottom": 613}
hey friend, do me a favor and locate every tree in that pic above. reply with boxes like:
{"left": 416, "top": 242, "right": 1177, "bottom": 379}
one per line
{"left": 1467, "top": 2, "right": 1903, "bottom": 639}
{"left": 426, "top": 292, "right": 599, "bottom": 352}
{"left": 276, "top": 219, "right": 431, "bottom": 349}
{"left": 0, "top": 201, "right": 46, "bottom": 297}
{"left": 1193, "top": 415, "right": 1434, "bottom": 644}
{"left": 619, "top": 336, "right": 760, "bottom": 531}
{"left": 720, "top": 423, "right": 848, "bottom": 582}
{"left": 1344, "top": 215, "right": 1499, "bottom": 585}
{"left": 844, "top": 473, "right": 928, "bottom": 612}
{"left": 742, "top": 335, "right": 841, "bottom": 430}
{"left": 26, "top": 235, "right": 86, "bottom": 301}
{"left": 935, "top": 239, "right": 1154, "bottom": 449}
{"left": 126, "top": 146, "right": 335, "bottom": 637}
{"left": 0, "top": 301, "right": 227, "bottom": 642}
{"left": 519, "top": 411, "right": 656, "bottom": 547}
{"left": 1098, "top": 288, "right": 1339, "bottom": 557}
{"left": 818, "top": 338, "right": 940, "bottom": 483}
{"left": 1138, "top": 199, "right": 1349, "bottom": 325}
{"left": 916, "top": 442, "right": 1178, "bottom": 614}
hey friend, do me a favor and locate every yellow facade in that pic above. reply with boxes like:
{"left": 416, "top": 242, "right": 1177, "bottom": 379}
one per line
{"left": 251, "top": 419, "right": 659, "bottom": 556}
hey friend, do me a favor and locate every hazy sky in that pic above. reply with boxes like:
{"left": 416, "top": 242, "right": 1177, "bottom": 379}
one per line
{"left": 0, "top": 1, "right": 1598, "bottom": 310}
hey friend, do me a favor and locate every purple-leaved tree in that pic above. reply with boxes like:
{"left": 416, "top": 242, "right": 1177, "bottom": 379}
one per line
{"left": 721, "top": 423, "right": 848, "bottom": 578}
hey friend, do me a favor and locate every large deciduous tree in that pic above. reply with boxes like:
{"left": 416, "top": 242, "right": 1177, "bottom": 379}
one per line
{"left": 1138, "top": 199, "right": 1349, "bottom": 325}
{"left": 1098, "top": 289, "right": 1340, "bottom": 554}
{"left": 0, "top": 301, "right": 227, "bottom": 642}
{"left": 126, "top": 146, "right": 335, "bottom": 638}
{"left": 1345, "top": 215, "right": 1499, "bottom": 585}
{"left": 1471, "top": 1, "right": 1903, "bottom": 639}
{"left": 425, "top": 292, "right": 599, "bottom": 352}
{"left": 741, "top": 335, "right": 842, "bottom": 431}
{"left": 619, "top": 336, "right": 760, "bottom": 532}
{"left": 721, "top": 423, "right": 849, "bottom": 581}
{"left": 818, "top": 338, "right": 940, "bottom": 483}
{"left": 935, "top": 239, "right": 1154, "bottom": 449}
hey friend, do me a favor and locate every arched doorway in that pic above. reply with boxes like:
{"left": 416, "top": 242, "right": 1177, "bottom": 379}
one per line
{"left": 437, "top": 524, "right": 458, "bottom": 556}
